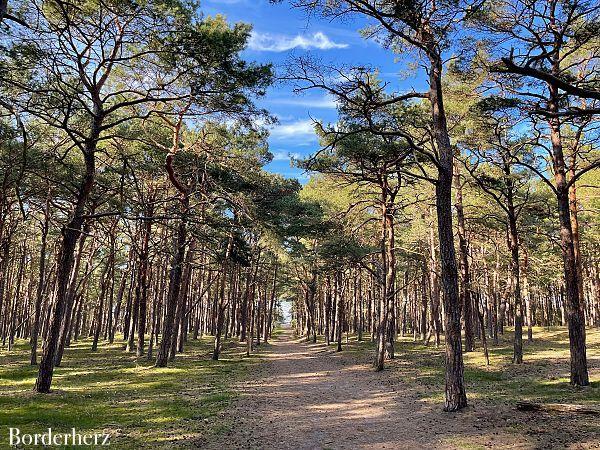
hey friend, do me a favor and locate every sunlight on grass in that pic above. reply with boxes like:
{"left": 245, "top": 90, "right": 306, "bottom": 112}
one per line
{"left": 0, "top": 336, "right": 257, "bottom": 448}
{"left": 343, "top": 326, "right": 600, "bottom": 407}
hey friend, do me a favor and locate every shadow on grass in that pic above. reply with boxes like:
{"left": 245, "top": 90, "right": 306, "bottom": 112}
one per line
{"left": 0, "top": 336, "right": 259, "bottom": 448}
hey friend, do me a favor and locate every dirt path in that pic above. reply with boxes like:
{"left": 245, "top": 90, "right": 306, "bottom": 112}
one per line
{"left": 203, "top": 326, "right": 599, "bottom": 449}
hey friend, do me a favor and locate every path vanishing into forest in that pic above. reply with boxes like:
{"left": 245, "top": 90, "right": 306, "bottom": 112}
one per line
{"left": 201, "top": 326, "right": 599, "bottom": 449}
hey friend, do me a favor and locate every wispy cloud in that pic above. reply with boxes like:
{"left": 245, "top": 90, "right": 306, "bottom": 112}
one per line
{"left": 269, "top": 119, "right": 318, "bottom": 141}
{"left": 268, "top": 94, "right": 338, "bottom": 109}
{"left": 248, "top": 31, "right": 349, "bottom": 52}
{"left": 271, "top": 150, "right": 302, "bottom": 161}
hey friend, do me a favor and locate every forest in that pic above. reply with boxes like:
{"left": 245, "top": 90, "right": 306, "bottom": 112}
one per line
{"left": 0, "top": 0, "right": 599, "bottom": 448}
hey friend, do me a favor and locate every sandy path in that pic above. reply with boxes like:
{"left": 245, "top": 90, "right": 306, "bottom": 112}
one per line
{"left": 203, "top": 326, "right": 599, "bottom": 450}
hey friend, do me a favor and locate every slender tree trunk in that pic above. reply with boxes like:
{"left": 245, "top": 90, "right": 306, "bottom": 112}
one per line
{"left": 454, "top": 164, "right": 474, "bottom": 352}
{"left": 523, "top": 246, "right": 533, "bottom": 342}
{"left": 173, "top": 239, "right": 195, "bottom": 357}
{"left": 265, "top": 262, "right": 277, "bottom": 343}
{"left": 213, "top": 235, "right": 233, "bottom": 360}
{"left": 325, "top": 276, "right": 331, "bottom": 346}
{"left": 374, "top": 195, "right": 389, "bottom": 370}
{"left": 429, "top": 53, "right": 467, "bottom": 411}
{"left": 55, "top": 219, "right": 93, "bottom": 367}
{"left": 428, "top": 214, "right": 442, "bottom": 346}
{"left": 548, "top": 89, "right": 588, "bottom": 386}
{"left": 507, "top": 206, "right": 523, "bottom": 363}
{"left": 568, "top": 148, "right": 586, "bottom": 322}
{"left": 358, "top": 274, "right": 363, "bottom": 342}
{"left": 155, "top": 212, "right": 187, "bottom": 367}
{"left": 30, "top": 193, "right": 50, "bottom": 365}
{"left": 136, "top": 207, "right": 152, "bottom": 357}
{"left": 335, "top": 271, "right": 343, "bottom": 352}
{"left": 92, "top": 250, "right": 111, "bottom": 352}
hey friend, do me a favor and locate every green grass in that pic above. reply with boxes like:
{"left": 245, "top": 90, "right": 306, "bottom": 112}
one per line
{"left": 338, "top": 326, "right": 600, "bottom": 407}
{"left": 0, "top": 336, "right": 261, "bottom": 449}
{"left": 1, "top": 326, "right": 599, "bottom": 448}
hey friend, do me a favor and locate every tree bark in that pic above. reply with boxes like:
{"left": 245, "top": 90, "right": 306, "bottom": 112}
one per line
{"left": 548, "top": 88, "right": 588, "bottom": 385}
{"left": 35, "top": 135, "right": 96, "bottom": 393}
{"left": 30, "top": 192, "right": 50, "bottom": 365}
{"left": 429, "top": 53, "right": 467, "bottom": 411}
{"left": 155, "top": 213, "right": 187, "bottom": 367}
{"left": 213, "top": 234, "right": 233, "bottom": 360}
{"left": 136, "top": 206, "right": 152, "bottom": 357}
{"left": 454, "top": 164, "right": 474, "bottom": 352}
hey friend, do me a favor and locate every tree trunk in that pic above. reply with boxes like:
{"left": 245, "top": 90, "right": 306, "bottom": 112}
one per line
{"left": 454, "top": 163, "right": 474, "bottom": 352}
{"left": 35, "top": 139, "right": 96, "bottom": 393}
{"left": 335, "top": 271, "right": 343, "bottom": 352}
{"left": 213, "top": 235, "right": 233, "bottom": 360}
{"left": 265, "top": 262, "right": 278, "bottom": 343}
{"left": 507, "top": 206, "right": 523, "bottom": 363}
{"left": 548, "top": 90, "right": 588, "bottom": 385}
{"left": 429, "top": 53, "right": 467, "bottom": 411}
{"left": 155, "top": 212, "right": 187, "bottom": 367}
{"left": 30, "top": 193, "right": 50, "bottom": 365}
{"left": 136, "top": 206, "right": 152, "bottom": 357}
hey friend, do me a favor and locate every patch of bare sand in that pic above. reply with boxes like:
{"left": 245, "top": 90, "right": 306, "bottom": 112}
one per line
{"left": 199, "top": 327, "right": 600, "bottom": 449}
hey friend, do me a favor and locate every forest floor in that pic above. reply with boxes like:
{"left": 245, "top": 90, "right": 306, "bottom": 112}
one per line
{"left": 1, "top": 328, "right": 599, "bottom": 449}
{"left": 0, "top": 336, "right": 258, "bottom": 448}
{"left": 205, "top": 325, "right": 600, "bottom": 450}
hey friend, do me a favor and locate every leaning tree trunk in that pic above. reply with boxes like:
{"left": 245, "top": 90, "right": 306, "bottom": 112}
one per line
{"left": 55, "top": 219, "right": 93, "bottom": 367}
{"left": 35, "top": 142, "right": 96, "bottom": 393}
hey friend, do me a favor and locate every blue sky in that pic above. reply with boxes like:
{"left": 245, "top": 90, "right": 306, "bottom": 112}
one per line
{"left": 202, "top": 0, "right": 425, "bottom": 182}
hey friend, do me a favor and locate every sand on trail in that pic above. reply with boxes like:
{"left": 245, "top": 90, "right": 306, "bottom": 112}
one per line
{"left": 202, "top": 326, "right": 600, "bottom": 450}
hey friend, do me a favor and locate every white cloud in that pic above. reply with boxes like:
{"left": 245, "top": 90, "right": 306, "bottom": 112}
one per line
{"left": 269, "top": 119, "right": 318, "bottom": 140}
{"left": 269, "top": 94, "right": 338, "bottom": 109}
{"left": 271, "top": 150, "right": 302, "bottom": 161}
{"left": 248, "top": 31, "right": 349, "bottom": 52}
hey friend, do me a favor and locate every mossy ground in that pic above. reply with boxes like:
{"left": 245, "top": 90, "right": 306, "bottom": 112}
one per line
{"left": 0, "top": 335, "right": 261, "bottom": 449}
